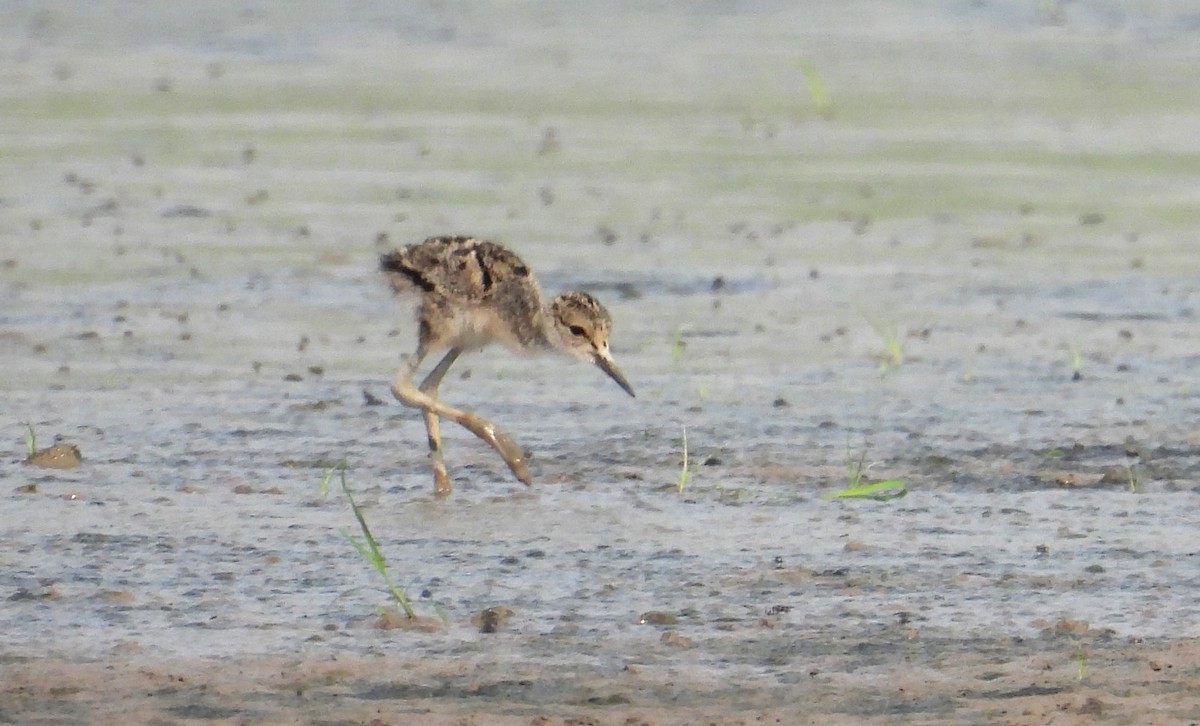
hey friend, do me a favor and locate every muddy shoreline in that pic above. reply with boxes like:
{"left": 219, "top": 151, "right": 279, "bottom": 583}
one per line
{"left": 6, "top": 636, "right": 1200, "bottom": 724}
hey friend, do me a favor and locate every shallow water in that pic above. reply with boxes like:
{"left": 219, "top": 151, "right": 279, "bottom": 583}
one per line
{"left": 3, "top": 1, "right": 1200, "bottom": 722}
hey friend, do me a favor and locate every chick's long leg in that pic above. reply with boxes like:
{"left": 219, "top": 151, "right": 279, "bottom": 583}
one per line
{"left": 391, "top": 348, "right": 450, "bottom": 493}
{"left": 417, "top": 348, "right": 462, "bottom": 496}
{"left": 391, "top": 351, "right": 531, "bottom": 488}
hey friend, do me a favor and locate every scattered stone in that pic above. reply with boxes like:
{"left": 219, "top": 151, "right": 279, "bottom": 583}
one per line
{"left": 843, "top": 540, "right": 877, "bottom": 552}
{"left": 610, "top": 281, "right": 640, "bottom": 300}
{"left": 363, "top": 389, "right": 384, "bottom": 406}
{"left": 161, "top": 205, "right": 212, "bottom": 218}
{"left": 1054, "top": 618, "right": 1090, "bottom": 635}
{"left": 25, "top": 442, "right": 83, "bottom": 469}
{"left": 595, "top": 224, "right": 617, "bottom": 245}
{"left": 660, "top": 631, "right": 694, "bottom": 648}
{"left": 9, "top": 586, "right": 60, "bottom": 601}
{"left": 1052, "top": 473, "right": 1079, "bottom": 487}
{"left": 472, "top": 605, "right": 514, "bottom": 633}
{"left": 1078, "top": 696, "right": 1104, "bottom": 716}
{"left": 288, "top": 399, "right": 339, "bottom": 412}
{"left": 96, "top": 589, "right": 136, "bottom": 604}
{"left": 369, "top": 611, "right": 442, "bottom": 632}
{"left": 637, "top": 611, "right": 678, "bottom": 626}
{"left": 1098, "top": 467, "right": 1129, "bottom": 485}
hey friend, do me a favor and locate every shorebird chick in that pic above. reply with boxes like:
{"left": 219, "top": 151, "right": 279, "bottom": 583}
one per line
{"left": 380, "top": 235, "right": 635, "bottom": 495}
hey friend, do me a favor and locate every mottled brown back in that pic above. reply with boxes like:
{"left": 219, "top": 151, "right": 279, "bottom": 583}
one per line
{"left": 380, "top": 236, "right": 551, "bottom": 353}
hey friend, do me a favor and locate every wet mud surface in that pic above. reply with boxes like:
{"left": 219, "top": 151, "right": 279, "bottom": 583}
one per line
{"left": 3, "top": 1, "right": 1200, "bottom": 723}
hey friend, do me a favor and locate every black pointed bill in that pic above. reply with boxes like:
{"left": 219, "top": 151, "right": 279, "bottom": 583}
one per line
{"left": 595, "top": 354, "right": 635, "bottom": 398}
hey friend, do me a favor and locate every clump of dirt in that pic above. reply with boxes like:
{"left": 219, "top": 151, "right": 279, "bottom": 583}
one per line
{"left": 24, "top": 442, "right": 82, "bottom": 469}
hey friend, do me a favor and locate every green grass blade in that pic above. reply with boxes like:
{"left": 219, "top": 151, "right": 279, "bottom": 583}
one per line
{"left": 341, "top": 531, "right": 376, "bottom": 566}
{"left": 23, "top": 422, "right": 36, "bottom": 457}
{"left": 798, "top": 59, "right": 834, "bottom": 118}
{"left": 825, "top": 479, "right": 908, "bottom": 501}
{"left": 319, "top": 467, "right": 336, "bottom": 499}
{"left": 336, "top": 463, "right": 416, "bottom": 619}
{"left": 671, "top": 326, "right": 686, "bottom": 365}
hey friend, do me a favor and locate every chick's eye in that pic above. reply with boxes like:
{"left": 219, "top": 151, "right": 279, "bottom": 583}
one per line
{"left": 568, "top": 324, "right": 587, "bottom": 337}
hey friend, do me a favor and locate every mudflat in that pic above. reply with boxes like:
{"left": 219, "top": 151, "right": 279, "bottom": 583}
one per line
{"left": 3, "top": 2, "right": 1200, "bottom": 724}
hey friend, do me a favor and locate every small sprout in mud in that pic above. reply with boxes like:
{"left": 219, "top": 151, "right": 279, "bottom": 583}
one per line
{"left": 1073, "top": 640, "right": 1088, "bottom": 680}
{"left": 1042, "top": 447, "right": 1065, "bottom": 458}
{"left": 677, "top": 425, "right": 691, "bottom": 493}
{"left": 671, "top": 326, "right": 686, "bottom": 365}
{"left": 865, "top": 316, "right": 904, "bottom": 373}
{"left": 22, "top": 422, "right": 36, "bottom": 458}
{"left": 1069, "top": 344, "right": 1083, "bottom": 381}
{"left": 318, "top": 461, "right": 340, "bottom": 499}
{"left": 798, "top": 58, "right": 834, "bottom": 118}
{"left": 321, "top": 459, "right": 417, "bottom": 621}
{"left": 1126, "top": 463, "right": 1139, "bottom": 493}
{"left": 846, "top": 444, "right": 871, "bottom": 488}
{"left": 825, "top": 444, "right": 907, "bottom": 501}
